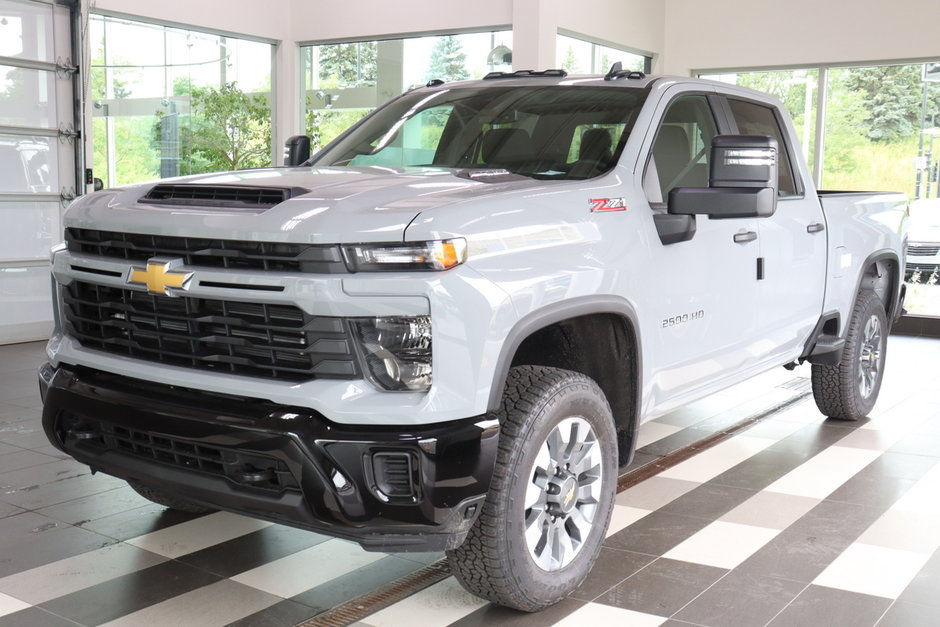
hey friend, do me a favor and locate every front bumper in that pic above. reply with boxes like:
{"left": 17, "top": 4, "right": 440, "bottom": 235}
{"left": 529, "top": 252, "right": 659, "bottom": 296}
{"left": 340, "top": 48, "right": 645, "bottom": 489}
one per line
{"left": 905, "top": 243, "right": 940, "bottom": 279}
{"left": 39, "top": 363, "right": 498, "bottom": 552}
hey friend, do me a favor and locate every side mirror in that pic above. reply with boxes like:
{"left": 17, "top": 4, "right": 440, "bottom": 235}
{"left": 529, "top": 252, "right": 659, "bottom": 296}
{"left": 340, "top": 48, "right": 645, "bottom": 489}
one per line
{"left": 284, "top": 135, "right": 311, "bottom": 167}
{"left": 93, "top": 177, "right": 104, "bottom": 192}
{"left": 668, "top": 135, "right": 778, "bottom": 219}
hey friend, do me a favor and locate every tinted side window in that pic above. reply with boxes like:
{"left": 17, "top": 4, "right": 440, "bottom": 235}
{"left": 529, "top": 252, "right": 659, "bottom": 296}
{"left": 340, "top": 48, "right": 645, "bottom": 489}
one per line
{"left": 727, "top": 99, "right": 799, "bottom": 197}
{"left": 645, "top": 95, "right": 718, "bottom": 205}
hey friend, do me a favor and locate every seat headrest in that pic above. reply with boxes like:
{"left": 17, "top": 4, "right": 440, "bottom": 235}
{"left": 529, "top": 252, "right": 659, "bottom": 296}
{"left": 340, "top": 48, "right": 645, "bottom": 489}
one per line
{"left": 653, "top": 125, "right": 690, "bottom": 161}
{"left": 481, "top": 128, "right": 532, "bottom": 165}
{"left": 579, "top": 128, "right": 613, "bottom": 162}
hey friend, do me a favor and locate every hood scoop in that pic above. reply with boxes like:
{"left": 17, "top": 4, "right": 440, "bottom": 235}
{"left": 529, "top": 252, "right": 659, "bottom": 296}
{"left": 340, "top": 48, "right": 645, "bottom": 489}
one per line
{"left": 141, "top": 184, "right": 309, "bottom": 211}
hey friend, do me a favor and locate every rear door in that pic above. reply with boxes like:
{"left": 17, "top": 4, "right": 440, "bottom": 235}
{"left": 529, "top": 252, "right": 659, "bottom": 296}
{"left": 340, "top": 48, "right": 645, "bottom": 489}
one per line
{"left": 725, "top": 97, "right": 827, "bottom": 364}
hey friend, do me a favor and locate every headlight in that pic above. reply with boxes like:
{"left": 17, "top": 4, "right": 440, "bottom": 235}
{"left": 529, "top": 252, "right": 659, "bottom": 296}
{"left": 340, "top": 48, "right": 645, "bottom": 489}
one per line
{"left": 351, "top": 316, "right": 432, "bottom": 391}
{"left": 343, "top": 238, "right": 467, "bottom": 272}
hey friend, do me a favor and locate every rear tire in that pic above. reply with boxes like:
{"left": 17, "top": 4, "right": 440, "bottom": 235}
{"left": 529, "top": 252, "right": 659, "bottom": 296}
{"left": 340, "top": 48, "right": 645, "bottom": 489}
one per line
{"left": 811, "top": 290, "right": 887, "bottom": 420}
{"left": 446, "top": 366, "right": 618, "bottom": 611}
{"left": 128, "top": 480, "right": 215, "bottom": 514}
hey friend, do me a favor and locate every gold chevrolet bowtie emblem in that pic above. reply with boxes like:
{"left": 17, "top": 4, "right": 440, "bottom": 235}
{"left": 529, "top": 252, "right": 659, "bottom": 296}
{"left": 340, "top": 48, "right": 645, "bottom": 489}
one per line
{"left": 128, "top": 257, "right": 193, "bottom": 296}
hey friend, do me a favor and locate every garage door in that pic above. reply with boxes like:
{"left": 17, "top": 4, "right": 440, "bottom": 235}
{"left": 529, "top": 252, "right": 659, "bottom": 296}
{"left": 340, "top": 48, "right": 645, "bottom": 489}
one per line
{"left": 0, "top": 0, "right": 79, "bottom": 344}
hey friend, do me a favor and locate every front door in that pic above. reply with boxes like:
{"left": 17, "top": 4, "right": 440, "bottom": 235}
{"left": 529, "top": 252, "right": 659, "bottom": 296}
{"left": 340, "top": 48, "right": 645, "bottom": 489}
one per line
{"left": 637, "top": 91, "right": 763, "bottom": 414}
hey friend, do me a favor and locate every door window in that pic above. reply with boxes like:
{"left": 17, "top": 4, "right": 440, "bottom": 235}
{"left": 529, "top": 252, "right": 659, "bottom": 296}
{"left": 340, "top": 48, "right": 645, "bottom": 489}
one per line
{"left": 645, "top": 95, "right": 718, "bottom": 205}
{"left": 728, "top": 99, "right": 800, "bottom": 197}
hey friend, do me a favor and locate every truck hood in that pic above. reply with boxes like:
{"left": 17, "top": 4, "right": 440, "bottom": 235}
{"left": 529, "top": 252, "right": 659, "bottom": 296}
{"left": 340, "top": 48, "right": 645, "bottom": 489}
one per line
{"left": 65, "top": 166, "right": 550, "bottom": 244}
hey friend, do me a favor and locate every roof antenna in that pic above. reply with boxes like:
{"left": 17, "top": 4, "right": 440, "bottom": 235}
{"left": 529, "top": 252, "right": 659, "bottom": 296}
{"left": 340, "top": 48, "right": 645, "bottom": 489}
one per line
{"left": 605, "top": 61, "right": 646, "bottom": 81}
{"left": 605, "top": 61, "right": 623, "bottom": 80}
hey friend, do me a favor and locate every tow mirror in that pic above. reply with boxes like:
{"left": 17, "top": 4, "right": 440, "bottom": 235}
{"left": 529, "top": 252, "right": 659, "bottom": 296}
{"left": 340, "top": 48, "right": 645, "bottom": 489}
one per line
{"left": 668, "top": 135, "right": 778, "bottom": 219}
{"left": 284, "top": 135, "right": 311, "bottom": 167}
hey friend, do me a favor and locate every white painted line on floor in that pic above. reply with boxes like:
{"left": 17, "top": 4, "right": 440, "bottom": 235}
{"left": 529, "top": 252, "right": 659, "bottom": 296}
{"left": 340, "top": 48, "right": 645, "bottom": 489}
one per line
{"left": 125, "top": 511, "right": 272, "bottom": 558}
{"left": 765, "top": 446, "right": 882, "bottom": 499}
{"left": 358, "top": 577, "right": 487, "bottom": 627}
{"left": 98, "top": 579, "right": 279, "bottom": 627}
{"left": 230, "top": 538, "right": 385, "bottom": 598}
{"left": 0, "top": 592, "right": 30, "bottom": 618}
{"left": 0, "top": 542, "right": 166, "bottom": 604}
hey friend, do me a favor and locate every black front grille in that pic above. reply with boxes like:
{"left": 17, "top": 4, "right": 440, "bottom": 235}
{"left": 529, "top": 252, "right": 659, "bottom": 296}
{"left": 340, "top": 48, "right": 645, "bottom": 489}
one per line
{"left": 906, "top": 262, "right": 940, "bottom": 274}
{"left": 909, "top": 245, "right": 940, "bottom": 257}
{"left": 64, "top": 281, "right": 358, "bottom": 381}
{"left": 65, "top": 228, "right": 346, "bottom": 274}
{"left": 62, "top": 415, "right": 299, "bottom": 492}
{"left": 141, "top": 183, "right": 304, "bottom": 209}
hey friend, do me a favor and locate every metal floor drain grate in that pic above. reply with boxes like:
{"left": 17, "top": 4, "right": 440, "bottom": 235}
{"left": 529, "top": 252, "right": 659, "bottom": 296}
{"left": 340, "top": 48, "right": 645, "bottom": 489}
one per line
{"left": 296, "top": 559, "right": 452, "bottom": 627}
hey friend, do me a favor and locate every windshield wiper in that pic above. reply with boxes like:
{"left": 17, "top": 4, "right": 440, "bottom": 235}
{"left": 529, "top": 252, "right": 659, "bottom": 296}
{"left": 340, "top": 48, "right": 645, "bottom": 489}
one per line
{"left": 453, "top": 168, "right": 533, "bottom": 183}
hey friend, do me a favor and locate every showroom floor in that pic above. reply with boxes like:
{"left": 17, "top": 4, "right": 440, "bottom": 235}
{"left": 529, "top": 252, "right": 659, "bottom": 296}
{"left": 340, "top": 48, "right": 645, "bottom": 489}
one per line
{"left": 0, "top": 336, "right": 939, "bottom": 627}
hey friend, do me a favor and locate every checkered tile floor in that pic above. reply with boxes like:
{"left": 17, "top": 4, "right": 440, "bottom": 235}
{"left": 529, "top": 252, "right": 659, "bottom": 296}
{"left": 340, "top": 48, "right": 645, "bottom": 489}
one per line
{"left": 1, "top": 336, "right": 939, "bottom": 626}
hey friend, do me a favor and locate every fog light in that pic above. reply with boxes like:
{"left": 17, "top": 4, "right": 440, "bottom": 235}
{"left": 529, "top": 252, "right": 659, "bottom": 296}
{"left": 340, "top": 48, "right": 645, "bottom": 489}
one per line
{"left": 352, "top": 316, "right": 432, "bottom": 391}
{"left": 372, "top": 451, "right": 416, "bottom": 499}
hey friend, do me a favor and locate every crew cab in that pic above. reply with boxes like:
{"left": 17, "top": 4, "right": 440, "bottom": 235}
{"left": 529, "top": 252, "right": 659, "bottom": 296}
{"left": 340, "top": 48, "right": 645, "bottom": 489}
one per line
{"left": 39, "top": 68, "right": 907, "bottom": 611}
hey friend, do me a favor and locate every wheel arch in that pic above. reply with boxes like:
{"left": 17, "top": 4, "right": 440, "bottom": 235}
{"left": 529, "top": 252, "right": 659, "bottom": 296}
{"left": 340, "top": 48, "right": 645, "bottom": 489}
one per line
{"left": 853, "top": 250, "right": 903, "bottom": 329}
{"left": 488, "top": 297, "right": 642, "bottom": 466}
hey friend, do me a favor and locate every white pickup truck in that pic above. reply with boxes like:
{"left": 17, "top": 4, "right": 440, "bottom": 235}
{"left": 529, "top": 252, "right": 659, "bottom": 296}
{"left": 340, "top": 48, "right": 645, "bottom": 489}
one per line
{"left": 39, "top": 68, "right": 907, "bottom": 611}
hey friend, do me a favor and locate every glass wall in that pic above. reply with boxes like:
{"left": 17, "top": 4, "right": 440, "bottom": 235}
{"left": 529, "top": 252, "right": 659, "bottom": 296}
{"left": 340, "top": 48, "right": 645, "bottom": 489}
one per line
{"left": 90, "top": 15, "right": 274, "bottom": 187}
{"left": 301, "top": 31, "right": 512, "bottom": 149}
{"left": 699, "top": 69, "right": 818, "bottom": 173}
{"left": 700, "top": 61, "right": 940, "bottom": 318}
{"left": 556, "top": 34, "right": 650, "bottom": 75}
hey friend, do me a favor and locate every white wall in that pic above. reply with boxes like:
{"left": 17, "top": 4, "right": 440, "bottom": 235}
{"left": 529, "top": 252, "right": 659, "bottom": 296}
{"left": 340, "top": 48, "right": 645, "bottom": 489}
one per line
{"left": 662, "top": 0, "right": 940, "bottom": 74}
{"left": 556, "top": 0, "right": 665, "bottom": 64}
{"left": 289, "top": 0, "right": 512, "bottom": 42}
{"left": 91, "top": 0, "right": 293, "bottom": 41}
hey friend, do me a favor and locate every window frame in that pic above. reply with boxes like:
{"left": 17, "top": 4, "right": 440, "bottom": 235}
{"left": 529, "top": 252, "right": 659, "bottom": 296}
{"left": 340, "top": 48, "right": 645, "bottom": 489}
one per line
{"left": 722, "top": 96, "right": 805, "bottom": 199}
{"left": 642, "top": 91, "right": 730, "bottom": 208}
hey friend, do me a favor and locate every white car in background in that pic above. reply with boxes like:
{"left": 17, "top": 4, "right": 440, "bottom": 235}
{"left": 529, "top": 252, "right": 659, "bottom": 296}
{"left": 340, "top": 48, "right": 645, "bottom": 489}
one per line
{"left": 906, "top": 198, "right": 940, "bottom": 281}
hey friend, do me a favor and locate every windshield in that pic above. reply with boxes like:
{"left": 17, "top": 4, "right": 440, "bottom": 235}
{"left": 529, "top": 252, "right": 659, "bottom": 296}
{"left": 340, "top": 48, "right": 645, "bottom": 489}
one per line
{"left": 310, "top": 85, "right": 648, "bottom": 180}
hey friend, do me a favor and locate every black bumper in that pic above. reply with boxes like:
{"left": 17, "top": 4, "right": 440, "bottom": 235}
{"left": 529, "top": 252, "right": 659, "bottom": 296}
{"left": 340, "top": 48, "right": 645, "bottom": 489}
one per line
{"left": 39, "top": 363, "right": 498, "bottom": 552}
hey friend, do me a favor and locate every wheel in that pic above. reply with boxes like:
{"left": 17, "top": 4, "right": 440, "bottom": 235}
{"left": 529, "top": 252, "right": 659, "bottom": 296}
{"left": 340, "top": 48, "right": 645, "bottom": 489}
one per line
{"left": 811, "top": 290, "right": 887, "bottom": 420}
{"left": 446, "top": 366, "right": 618, "bottom": 611}
{"left": 128, "top": 480, "right": 215, "bottom": 514}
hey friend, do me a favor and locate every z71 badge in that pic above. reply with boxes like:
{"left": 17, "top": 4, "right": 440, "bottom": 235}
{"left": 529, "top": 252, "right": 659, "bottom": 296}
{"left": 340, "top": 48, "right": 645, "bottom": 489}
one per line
{"left": 589, "top": 198, "right": 627, "bottom": 212}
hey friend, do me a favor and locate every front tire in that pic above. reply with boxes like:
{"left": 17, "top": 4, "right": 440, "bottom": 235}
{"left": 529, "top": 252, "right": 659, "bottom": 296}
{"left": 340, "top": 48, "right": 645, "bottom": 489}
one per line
{"left": 811, "top": 290, "right": 887, "bottom": 420}
{"left": 446, "top": 366, "right": 618, "bottom": 611}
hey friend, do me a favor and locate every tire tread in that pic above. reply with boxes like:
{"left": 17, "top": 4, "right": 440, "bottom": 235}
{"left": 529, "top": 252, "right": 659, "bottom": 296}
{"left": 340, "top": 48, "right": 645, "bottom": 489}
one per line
{"left": 446, "top": 365, "right": 614, "bottom": 611}
{"left": 811, "top": 290, "right": 886, "bottom": 421}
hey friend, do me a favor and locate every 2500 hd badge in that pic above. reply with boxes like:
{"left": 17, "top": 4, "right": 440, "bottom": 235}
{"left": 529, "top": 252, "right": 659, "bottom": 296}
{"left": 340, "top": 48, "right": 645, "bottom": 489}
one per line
{"left": 662, "top": 310, "right": 706, "bottom": 328}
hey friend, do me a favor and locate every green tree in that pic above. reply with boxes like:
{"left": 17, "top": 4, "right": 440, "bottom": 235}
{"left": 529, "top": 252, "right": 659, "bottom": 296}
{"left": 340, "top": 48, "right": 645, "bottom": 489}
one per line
{"left": 179, "top": 82, "right": 272, "bottom": 172}
{"left": 736, "top": 71, "right": 812, "bottom": 120}
{"left": 318, "top": 42, "right": 377, "bottom": 88}
{"left": 843, "top": 65, "right": 940, "bottom": 141}
{"left": 304, "top": 101, "right": 369, "bottom": 151}
{"left": 305, "top": 42, "right": 378, "bottom": 149}
{"left": 559, "top": 46, "right": 581, "bottom": 74}
{"left": 425, "top": 36, "right": 469, "bottom": 82}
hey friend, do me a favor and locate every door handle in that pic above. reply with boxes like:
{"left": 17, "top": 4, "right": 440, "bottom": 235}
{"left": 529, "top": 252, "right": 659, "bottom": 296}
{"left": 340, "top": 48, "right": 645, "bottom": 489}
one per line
{"left": 733, "top": 231, "right": 758, "bottom": 244}
{"left": 807, "top": 222, "right": 825, "bottom": 233}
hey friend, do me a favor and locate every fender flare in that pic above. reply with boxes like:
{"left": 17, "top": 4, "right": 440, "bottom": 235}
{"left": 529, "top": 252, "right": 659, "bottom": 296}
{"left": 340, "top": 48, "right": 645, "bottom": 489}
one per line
{"left": 852, "top": 249, "right": 904, "bottom": 326}
{"left": 486, "top": 295, "right": 643, "bottom": 413}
